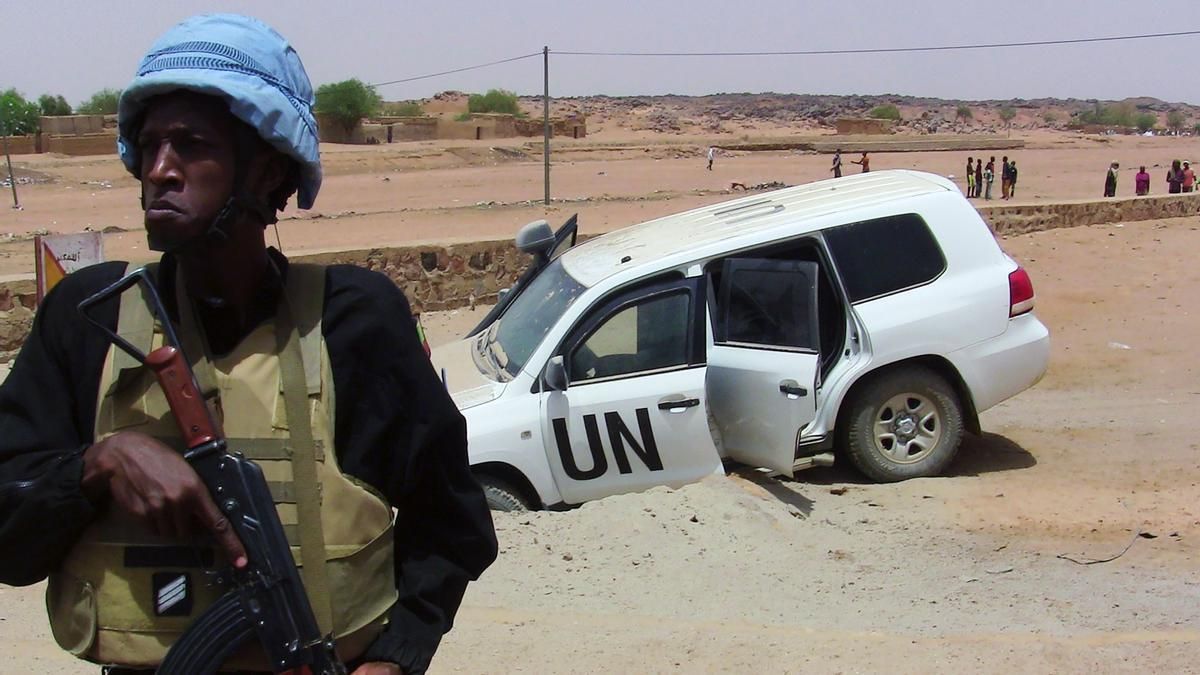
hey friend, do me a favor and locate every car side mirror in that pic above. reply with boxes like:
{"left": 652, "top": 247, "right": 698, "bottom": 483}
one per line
{"left": 496, "top": 287, "right": 510, "bottom": 303}
{"left": 543, "top": 355, "right": 569, "bottom": 392}
{"left": 516, "top": 219, "right": 555, "bottom": 259}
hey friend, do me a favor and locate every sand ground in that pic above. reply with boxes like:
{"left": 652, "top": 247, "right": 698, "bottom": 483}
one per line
{"left": 2, "top": 131, "right": 1199, "bottom": 278}
{"left": 1, "top": 130, "right": 1199, "bottom": 673}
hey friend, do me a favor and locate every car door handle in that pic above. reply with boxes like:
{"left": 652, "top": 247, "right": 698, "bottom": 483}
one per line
{"left": 658, "top": 397, "right": 700, "bottom": 412}
{"left": 779, "top": 380, "right": 808, "bottom": 398}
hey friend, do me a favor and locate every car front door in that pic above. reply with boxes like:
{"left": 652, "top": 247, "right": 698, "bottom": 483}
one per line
{"left": 706, "top": 259, "right": 822, "bottom": 476}
{"left": 538, "top": 277, "right": 723, "bottom": 505}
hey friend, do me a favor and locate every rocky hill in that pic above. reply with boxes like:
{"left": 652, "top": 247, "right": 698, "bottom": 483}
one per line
{"left": 510, "top": 92, "right": 1200, "bottom": 136}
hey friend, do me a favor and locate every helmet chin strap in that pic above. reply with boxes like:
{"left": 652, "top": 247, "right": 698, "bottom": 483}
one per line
{"left": 147, "top": 192, "right": 272, "bottom": 254}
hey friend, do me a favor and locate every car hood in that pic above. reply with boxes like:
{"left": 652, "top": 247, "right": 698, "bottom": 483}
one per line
{"left": 430, "top": 337, "right": 506, "bottom": 410}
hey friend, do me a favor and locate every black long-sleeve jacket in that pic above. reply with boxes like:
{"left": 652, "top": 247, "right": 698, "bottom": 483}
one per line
{"left": 0, "top": 252, "right": 498, "bottom": 674}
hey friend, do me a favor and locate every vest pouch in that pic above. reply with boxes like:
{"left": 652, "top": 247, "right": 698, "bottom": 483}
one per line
{"left": 47, "top": 570, "right": 97, "bottom": 657}
{"left": 322, "top": 525, "right": 398, "bottom": 641}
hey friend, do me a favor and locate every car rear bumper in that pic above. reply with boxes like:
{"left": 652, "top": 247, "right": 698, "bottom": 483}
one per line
{"left": 951, "top": 313, "right": 1050, "bottom": 413}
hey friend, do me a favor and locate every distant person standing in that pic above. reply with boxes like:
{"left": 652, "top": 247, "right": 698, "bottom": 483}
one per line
{"left": 831, "top": 149, "right": 843, "bottom": 178}
{"left": 1135, "top": 166, "right": 1151, "bottom": 195}
{"left": 1000, "top": 155, "right": 1010, "bottom": 199}
{"left": 1183, "top": 161, "right": 1196, "bottom": 193}
{"left": 1008, "top": 161, "right": 1018, "bottom": 198}
{"left": 966, "top": 157, "right": 976, "bottom": 197}
{"left": 706, "top": 146, "right": 716, "bottom": 171}
{"left": 1167, "top": 159, "right": 1183, "bottom": 194}
{"left": 852, "top": 151, "right": 870, "bottom": 173}
{"left": 984, "top": 156, "right": 995, "bottom": 200}
{"left": 1104, "top": 161, "right": 1120, "bottom": 197}
{"left": 974, "top": 157, "right": 983, "bottom": 199}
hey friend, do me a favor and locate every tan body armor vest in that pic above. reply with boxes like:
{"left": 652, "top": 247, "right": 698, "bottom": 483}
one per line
{"left": 47, "top": 263, "right": 398, "bottom": 669}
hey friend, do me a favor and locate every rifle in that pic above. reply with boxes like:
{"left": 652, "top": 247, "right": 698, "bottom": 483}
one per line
{"left": 79, "top": 267, "right": 344, "bottom": 675}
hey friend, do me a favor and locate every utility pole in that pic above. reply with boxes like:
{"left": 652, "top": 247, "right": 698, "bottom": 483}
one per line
{"left": 1, "top": 108, "right": 19, "bottom": 209}
{"left": 543, "top": 45, "right": 550, "bottom": 206}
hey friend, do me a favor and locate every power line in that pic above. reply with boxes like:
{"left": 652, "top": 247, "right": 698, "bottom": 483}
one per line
{"left": 372, "top": 52, "right": 541, "bottom": 88}
{"left": 368, "top": 29, "right": 1200, "bottom": 89}
{"left": 556, "top": 29, "right": 1200, "bottom": 57}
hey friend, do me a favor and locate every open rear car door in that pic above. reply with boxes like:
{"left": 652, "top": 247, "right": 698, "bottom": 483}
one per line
{"left": 706, "top": 259, "right": 822, "bottom": 476}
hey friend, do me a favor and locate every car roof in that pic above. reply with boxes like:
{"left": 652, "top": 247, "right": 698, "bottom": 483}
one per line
{"left": 560, "top": 169, "right": 954, "bottom": 287}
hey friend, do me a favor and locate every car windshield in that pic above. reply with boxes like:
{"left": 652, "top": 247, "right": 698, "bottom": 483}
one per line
{"left": 484, "top": 258, "right": 587, "bottom": 380}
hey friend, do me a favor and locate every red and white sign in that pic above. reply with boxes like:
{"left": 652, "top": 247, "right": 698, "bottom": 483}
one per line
{"left": 34, "top": 232, "right": 104, "bottom": 302}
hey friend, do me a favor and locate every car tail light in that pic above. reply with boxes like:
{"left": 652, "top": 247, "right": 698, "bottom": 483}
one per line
{"left": 1009, "top": 267, "right": 1035, "bottom": 317}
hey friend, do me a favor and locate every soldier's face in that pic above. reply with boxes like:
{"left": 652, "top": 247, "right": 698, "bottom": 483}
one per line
{"left": 137, "top": 92, "right": 237, "bottom": 252}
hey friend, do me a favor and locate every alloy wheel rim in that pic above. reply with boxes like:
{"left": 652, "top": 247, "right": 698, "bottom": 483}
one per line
{"left": 872, "top": 393, "right": 941, "bottom": 464}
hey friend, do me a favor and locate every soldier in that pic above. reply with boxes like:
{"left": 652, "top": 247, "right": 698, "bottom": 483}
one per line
{"left": 0, "top": 14, "right": 496, "bottom": 675}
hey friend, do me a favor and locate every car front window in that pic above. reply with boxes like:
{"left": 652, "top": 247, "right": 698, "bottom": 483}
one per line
{"left": 487, "top": 258, "right": 587, "bottom": 379}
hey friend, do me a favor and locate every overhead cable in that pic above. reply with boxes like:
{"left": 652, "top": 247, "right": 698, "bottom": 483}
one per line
{"left": 372, "top": 52, "right": 541, "bottom": 88}
{"left": 556, "top": 29, "right": 1200, "bottom": 57}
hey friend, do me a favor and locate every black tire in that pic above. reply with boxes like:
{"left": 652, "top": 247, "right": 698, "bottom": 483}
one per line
{"left": 841, "top": 366, "right": 964, "bottom": 482}
{"left": 479, "top": 476, "right": 532, "bottom": 512}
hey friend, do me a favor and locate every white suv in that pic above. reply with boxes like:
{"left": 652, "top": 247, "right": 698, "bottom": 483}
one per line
{"left": 431, "top": 170, "right": 1049, "bottom": 510}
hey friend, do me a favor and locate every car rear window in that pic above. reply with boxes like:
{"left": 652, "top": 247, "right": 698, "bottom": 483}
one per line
{"left": 823, "top": 214, "right": 946, "bottom": 303}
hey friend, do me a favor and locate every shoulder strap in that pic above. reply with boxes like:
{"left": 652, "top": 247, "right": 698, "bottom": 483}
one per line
{"left": 284, "top": 263, "right": 325, "bottom": 395}
{"left": 275, "top": 261, "right": 335, "bottom": 636}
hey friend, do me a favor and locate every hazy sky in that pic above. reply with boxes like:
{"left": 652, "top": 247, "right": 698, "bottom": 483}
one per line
{"left": 3, "top": 1, "right": 1196, "bottom": 106}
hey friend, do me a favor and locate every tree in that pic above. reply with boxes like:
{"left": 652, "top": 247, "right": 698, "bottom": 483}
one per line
{"left": 77, "top": 88, "right": 121, "bottom": 115}
{"left": 1042, "top": 110, "right": 1058, "bottom": 125}
{"left": 0, "top": 89, "right": 40, "bottom": 135}
{"left": 1135, "top": 112, "right": 1157, "bottom": 133}
{"left": 314, "top": 78, "right": 381, "bottom": 135}
{"left": 867, "top": 104, "right": 901, "bottom": 121}
{"left": 38, "top": 94, "right": 72, "bottom": 116}
{"left": 468, "top": 89, "right": 521, "bottom": 116}
{"left": 955, "top": 104, "right": 973, "bottom": 123}
{"left": 1166, "top": 110, "right": 1186, "bottom": 134}
{"left": 998, "top": 106, "right": 1016, "bottom": 126}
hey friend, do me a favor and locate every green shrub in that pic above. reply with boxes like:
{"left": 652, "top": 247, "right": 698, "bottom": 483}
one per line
{"left": 468, "top": 89, "right": 521, "bottom": 116}
{"left": 315, "top": 78, "right": 382, "bottom": 134}
{"left": 38, "top": 94, "right": 72, "bottom": 116}
{"left": 1166, "top": 110, "right": 1187, "bottom": 132}
{"left": 998, "top": 106, "right": 1016, "bottom": 124}
{"left": 454, "top": 112, "right": 473, "bottom": 122}
{"left": 867, "top": 104, "right": 901, "bottom": 121}
{"left": 1073, "top": 102, "right": 1136, "bottom": 128}
{"left": 1135, "top": 113, "right": 1157, "bottom": 133}
{"left": 955, "top": 104, "right": 973, "bottom": 121}
{"left": 0, "top": 89, "right": 40, "bottom": 134}
{"left": 77, "top": 88, "right": 121, "bottom": 115}
{"left": 1042, "top": 110, "right": 1058, "bottom": 125}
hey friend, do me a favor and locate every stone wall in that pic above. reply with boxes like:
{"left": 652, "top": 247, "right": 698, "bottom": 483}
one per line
{"left": 1, "top": 135, "right": 38, "bottom": 155}
{"left": 2, "top": 193, "right": 1198, "bottom": 358}
{"left": 436, "top": 114, "right": 517, "bottom": 141}
{"left": 43, "top": 133, "right": 118, "bottom": 156}
{"left": 513, "top": 117, "right": 587, "bottom": 138}
{"left": 977, "top": 193, "right": 1200, "bottom": 235}
{"left": 0, "top": 277, "right": 37, "bottom": 359}
{"left": 40, "top": 115, "right": 106, "bottom": 136}
{"left": 835, "top": 118, "right": 894, "bottom": 135}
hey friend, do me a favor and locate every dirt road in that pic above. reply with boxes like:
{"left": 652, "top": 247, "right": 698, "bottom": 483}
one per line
{"left": 2, "top": 215, "right": 1198, "bottom": 673}
{"left": 3, "top": 131, "right": 1200, "bottom": 277}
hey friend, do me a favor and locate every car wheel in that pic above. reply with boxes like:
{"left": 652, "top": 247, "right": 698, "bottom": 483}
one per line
{"left": 479, "top": 476, "right": 533, "bottom": 512}
{"left": 842, "top": 367, "right": 964, "bottom": 482}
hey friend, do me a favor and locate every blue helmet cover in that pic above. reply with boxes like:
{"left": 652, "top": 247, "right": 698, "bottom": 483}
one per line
{"left": 118, "top": 14, "right": 322, "bottom": 209}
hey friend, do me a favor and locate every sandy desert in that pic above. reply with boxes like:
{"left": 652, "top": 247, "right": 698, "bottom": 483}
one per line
{"left": 1, "top": 111, "right": 1199, "bottom": 673}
